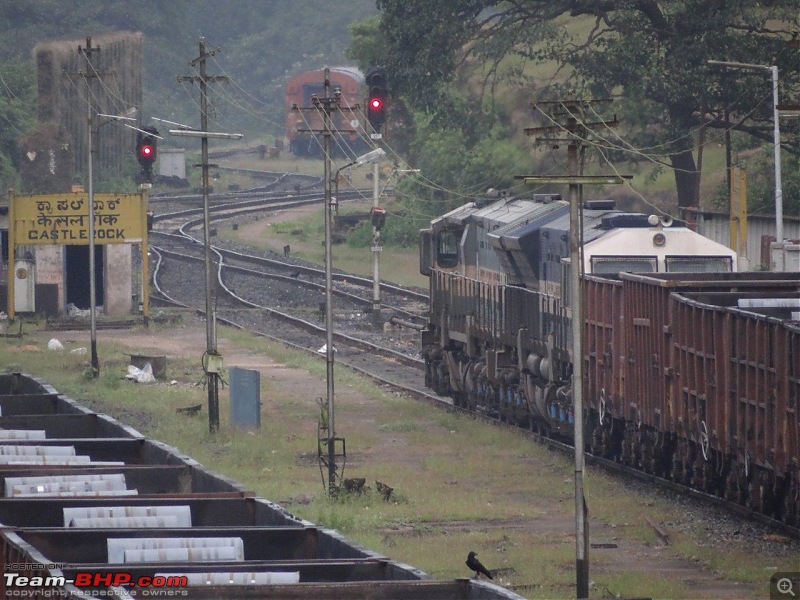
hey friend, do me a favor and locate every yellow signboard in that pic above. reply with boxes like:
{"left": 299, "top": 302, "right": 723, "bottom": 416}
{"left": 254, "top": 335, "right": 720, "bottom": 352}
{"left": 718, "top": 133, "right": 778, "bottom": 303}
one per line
{"left": 10, "top": 192, "right": 146, "bottom": 245}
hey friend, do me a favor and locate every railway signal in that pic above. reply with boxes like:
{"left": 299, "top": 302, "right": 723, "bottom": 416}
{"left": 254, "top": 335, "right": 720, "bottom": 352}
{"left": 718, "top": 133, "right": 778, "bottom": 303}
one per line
{"left": 370, "top": 206, "right": 386, "bottom": 230}
{"left": 365, "top": 66, "right": 387, "bottom": 134}
{"left": 136, "top": 126, "right": 159, "bottom": 183}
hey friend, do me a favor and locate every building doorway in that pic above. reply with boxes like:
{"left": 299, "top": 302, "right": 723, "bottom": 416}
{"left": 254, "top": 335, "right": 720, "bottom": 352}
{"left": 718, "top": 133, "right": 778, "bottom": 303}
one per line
{"left": 66, "top": 244, "right": 104, "bottom": 309}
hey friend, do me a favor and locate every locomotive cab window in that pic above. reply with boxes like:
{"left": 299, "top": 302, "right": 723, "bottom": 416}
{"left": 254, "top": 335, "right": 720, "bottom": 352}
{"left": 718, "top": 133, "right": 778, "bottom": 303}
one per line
{"left": 590, "top": 256, "right": 657, "bottom": 274}
{"left": 436, "top": 229, "right": 460, "bottom": 268}
{"left": 665, "top": 256, "right": 732, "bottom": 273}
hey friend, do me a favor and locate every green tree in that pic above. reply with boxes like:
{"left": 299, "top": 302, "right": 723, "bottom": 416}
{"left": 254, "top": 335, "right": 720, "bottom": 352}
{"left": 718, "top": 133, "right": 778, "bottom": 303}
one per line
{"left": 347, "top": 9, "right": 526, "bottom": 209}
{"left": 371, "top": 0, "right": 800, "bottom": 209}
{"left": 0, "top": 58, "right": 36, "bottom": 191}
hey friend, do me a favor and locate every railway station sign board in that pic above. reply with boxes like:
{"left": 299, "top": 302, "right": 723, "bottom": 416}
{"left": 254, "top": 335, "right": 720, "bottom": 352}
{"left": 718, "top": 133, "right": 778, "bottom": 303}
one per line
{"left": 6, "top": 190, "right": 150, "bottom": 321}
{"left": 9, "top": 192, "right": 147, "bottom": 245}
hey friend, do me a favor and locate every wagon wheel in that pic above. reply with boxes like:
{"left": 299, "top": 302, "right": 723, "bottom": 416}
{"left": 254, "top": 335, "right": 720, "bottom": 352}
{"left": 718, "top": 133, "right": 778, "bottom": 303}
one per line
{"left": 699, "top": 421, "right": 710, "bottom": 461}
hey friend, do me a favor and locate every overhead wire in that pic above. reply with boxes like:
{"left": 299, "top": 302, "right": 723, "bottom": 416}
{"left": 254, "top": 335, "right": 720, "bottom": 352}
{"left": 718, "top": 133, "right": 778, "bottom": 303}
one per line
{"left": 0, "top": 69, "right": 30, "bottom": 136}
{"left": 167, "top": 60, "right": 526, "bottom": 207}
{"left": 0, "top": 69, "right": 35, "bottom": 108}
{"left": 208, "top": 55, "right": 287, "bottom": 131}
{"left": 73, "top": 42, "right": 149, "bottom": 125}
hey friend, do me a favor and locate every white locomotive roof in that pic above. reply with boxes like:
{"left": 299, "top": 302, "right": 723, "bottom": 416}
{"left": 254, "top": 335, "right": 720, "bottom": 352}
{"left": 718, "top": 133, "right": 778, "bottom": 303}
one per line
{"left": 582, "top": 226, "right": 737, "bottom": 271}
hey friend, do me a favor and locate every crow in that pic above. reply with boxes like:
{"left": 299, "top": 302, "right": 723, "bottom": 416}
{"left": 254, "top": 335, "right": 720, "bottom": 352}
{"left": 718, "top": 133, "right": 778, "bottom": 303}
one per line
{"left": 375, "top": 480, "right": 394, "bottom": 501}
{"left": 289, "top": 271, "right": 300, "bottom": 278}
{"left": 466, "top": 551, "right": 493, "bottom": 579}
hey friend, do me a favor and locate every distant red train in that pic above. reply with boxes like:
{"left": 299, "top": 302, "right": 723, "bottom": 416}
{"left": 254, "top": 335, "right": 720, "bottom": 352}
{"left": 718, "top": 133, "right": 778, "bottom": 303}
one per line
{"left": 285, "top": 67, "right": 370, "bottom": 158}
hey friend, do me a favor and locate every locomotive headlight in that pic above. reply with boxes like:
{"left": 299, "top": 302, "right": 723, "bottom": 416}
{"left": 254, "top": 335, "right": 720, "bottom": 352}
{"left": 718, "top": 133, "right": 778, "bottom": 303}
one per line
{"left": 653, "top": 232, "right": 666, "bottom": 247}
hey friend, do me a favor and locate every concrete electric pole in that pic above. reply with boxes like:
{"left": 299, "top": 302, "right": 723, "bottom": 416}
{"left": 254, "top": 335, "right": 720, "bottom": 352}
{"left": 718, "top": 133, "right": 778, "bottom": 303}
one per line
{"left": 176, "top": 39, "right": 239, "bottom": 434}
{"left": 292, "top": 68, "right": 357, "bottom": 495}
{"left": 522, "top": 99, "right": 628, "bottom": 600}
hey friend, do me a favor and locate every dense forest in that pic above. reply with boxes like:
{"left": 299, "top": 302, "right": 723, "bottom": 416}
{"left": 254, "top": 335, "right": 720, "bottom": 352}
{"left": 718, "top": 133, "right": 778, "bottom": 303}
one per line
{"left": 0, "top": 1, "right": 798, "bottom": 223}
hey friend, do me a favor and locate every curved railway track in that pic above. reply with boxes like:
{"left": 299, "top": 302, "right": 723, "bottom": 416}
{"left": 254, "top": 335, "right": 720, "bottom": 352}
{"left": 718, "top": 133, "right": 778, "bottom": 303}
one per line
{"left": 150, "top": 247, "right": 433, "bottom": 401}
{"left": 149, "top": 171, "right": 323, "bottom": 208}
{"left": 147, "top": 179, "right": 798, "bottom": 540}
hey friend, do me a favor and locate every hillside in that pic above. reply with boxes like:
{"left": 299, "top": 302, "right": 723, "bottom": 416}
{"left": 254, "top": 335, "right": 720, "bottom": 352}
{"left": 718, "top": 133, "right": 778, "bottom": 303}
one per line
{"left": 0, "top": 1, "right": 377, "bottom": 137}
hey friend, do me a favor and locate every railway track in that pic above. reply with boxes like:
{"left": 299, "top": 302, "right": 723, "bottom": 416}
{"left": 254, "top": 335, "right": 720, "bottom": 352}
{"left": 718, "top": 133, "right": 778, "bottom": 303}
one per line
{"left": 150, "top": 248, "right": 432, "bottom": 399}
{"left": 147, "top": 174, "right": 435, "bottom": 404}
{"left": 147, "top": 180, "right": 799, "bottom": 541}
{"left": 148, "top": 171, "right": 323, "bottom": 208}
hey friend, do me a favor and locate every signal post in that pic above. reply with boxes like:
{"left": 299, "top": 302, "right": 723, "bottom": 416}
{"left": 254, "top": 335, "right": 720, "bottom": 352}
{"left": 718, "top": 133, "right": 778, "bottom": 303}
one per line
{"left": 135, "top": 126, "right": 159, "bottom": 184}
{"left": 365, "top": 66, "right": 388, "bottom": 322}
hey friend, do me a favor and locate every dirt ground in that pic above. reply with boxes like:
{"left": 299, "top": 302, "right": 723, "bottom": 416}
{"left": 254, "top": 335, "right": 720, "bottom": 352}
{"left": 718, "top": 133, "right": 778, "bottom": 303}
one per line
{"left": 44, "top": 320, "right": 796, "bottom": 600}
{"left": 233, "top": 205, "right": 318, "bottom": 255}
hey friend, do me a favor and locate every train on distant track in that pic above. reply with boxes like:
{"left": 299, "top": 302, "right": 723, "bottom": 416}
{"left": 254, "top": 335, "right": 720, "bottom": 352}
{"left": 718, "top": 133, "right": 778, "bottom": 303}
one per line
{"left": 419, "top": 191, "right": 800, "bottom": 525}
{"left": 285, "top": 67, "right": 370, "bottom": 158}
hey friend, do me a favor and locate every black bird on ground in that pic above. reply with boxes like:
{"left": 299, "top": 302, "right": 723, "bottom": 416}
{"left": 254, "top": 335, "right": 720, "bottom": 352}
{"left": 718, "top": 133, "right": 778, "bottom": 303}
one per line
{"left": 289, "top": 271, "right": 301, "bottom": 278}
{"left": 466, "top": 551, "right": 493, "bottom": 579}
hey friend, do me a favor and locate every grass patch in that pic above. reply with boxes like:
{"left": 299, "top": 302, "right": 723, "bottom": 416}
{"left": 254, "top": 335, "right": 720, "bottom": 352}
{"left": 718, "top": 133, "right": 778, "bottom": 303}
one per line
{"left": 218, "top": 196, "right": 427, "bottom": 289}
{"left": 377, "top": 419, "right": 423, "bottom": 433}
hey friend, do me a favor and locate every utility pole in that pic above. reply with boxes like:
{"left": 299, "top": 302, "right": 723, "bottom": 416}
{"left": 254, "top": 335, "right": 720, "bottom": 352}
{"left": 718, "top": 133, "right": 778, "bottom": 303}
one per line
{"left": 76, "top": 37, "right": 106, "bottom": 377}
{"left": 292, "top": 69, "right": 356, "bottom": 496}
{"left": 521, "top": 99, "right": 628, "bottom": 600}
{"left": 322, "top": 77, "right": 336, "bottom": 496}
{"left": 709, "top": 60, "right": 784, "bottom": 243}
{"left": 177, "top": 39, "right": 230, "bottom": 433}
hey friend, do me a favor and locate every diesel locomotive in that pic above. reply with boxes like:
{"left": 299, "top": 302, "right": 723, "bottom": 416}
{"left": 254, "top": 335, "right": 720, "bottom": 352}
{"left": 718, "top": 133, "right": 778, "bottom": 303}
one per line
{"left": 285, "top": 67, "right": 370, "bottom": 158}
{"left": 420, "top": 191, "right": 800, "bottom": 524}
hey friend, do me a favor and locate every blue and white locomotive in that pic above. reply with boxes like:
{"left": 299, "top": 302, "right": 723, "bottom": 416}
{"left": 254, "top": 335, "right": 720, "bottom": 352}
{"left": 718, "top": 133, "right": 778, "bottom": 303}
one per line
{"left": 421, "top": 192, "right": 736, "bottom": 289}
{"left": 419, "top": 191, "right": 736, "bottom": 427}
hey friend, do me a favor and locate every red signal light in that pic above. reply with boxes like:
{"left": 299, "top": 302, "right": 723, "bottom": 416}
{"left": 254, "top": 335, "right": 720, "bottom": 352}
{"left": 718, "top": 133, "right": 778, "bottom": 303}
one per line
{"left": 369, "top": 97, "right": 383, "bottom": 111}
{"left": 135, "top": 126, "right": 159, "bottom": 184}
